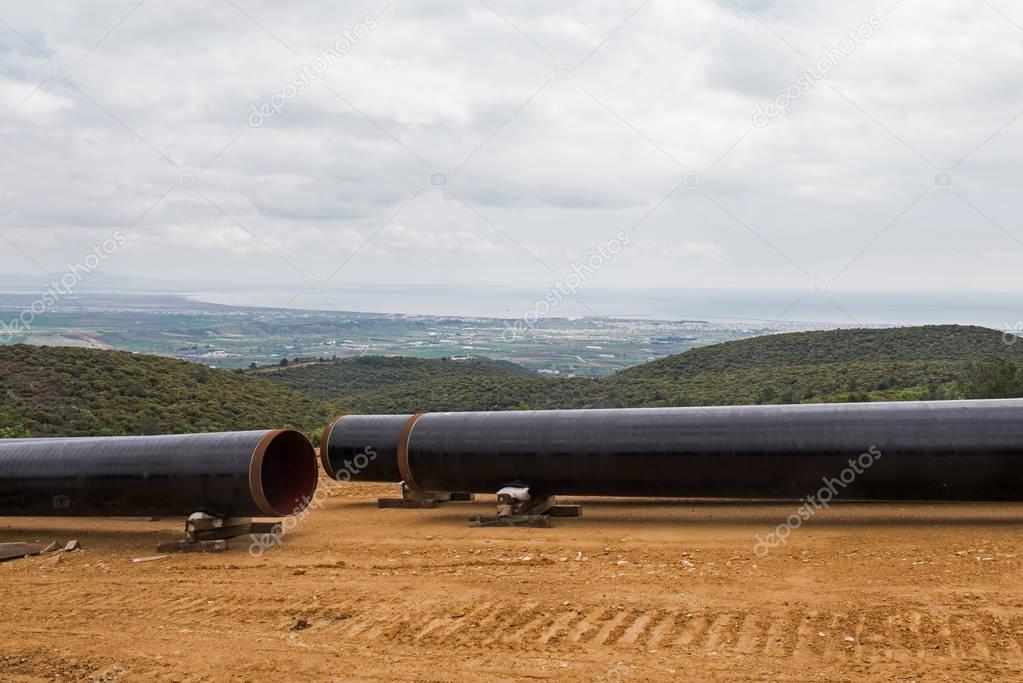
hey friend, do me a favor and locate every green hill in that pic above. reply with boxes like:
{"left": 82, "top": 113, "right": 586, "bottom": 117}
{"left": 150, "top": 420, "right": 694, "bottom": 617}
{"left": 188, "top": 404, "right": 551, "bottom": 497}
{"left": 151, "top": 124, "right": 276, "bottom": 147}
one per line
{"left": 0, "top": 345, "right": 334, "bottom": 438}
{"left": 328, "top": 373, "right": 600, "bottom": 414}
{"left": 255, "top": 355, "right": 534, "bottom": 401}
{"left": 260, "top": 324, "right": 1023, "bottom": 413}
{"left": 599, "top": 325, "right": 1023, "bottom": 407}
{"left": 3, "top": 326, "right": 1022, "bottom": 441}
{"left": 615, "top": 325, "right": 1023, "bottom": 379}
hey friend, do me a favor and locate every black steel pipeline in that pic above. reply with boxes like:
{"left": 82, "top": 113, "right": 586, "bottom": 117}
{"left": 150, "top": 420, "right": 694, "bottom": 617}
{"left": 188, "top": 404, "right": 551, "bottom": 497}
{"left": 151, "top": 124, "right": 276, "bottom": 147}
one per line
{"left": 326, "top": 400, "right": 1023, "bottom": 501}
{"left": 321, "top": 414, "right": 411, "bottom": 482}
{"left": 0, "top": 430, "right": 318, "bottom": 517}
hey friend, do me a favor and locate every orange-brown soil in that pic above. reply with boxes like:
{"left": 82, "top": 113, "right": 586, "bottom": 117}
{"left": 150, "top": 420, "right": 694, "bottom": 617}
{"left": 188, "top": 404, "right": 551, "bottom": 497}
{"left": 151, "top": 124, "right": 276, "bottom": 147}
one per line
{"left": 2, "top": 478, "right": 1023, "bottom": 681}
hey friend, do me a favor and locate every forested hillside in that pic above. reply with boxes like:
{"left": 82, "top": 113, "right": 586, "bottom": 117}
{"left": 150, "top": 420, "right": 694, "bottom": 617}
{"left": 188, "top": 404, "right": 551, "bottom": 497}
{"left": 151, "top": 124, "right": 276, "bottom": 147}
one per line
{"left": 255, "top": 355, "right": 533, "bottom": 401}
{"left": 265, "top": 325, "right": 1023, "bottom": 412}
{"left": 0, "top": 345, "right": 333, "bottom": 438}
{"left": 3, "top": 326, "right": 1022, "bottom": 441}
{"left": 615, "top": 325, "right": 1023, "bottom": 379}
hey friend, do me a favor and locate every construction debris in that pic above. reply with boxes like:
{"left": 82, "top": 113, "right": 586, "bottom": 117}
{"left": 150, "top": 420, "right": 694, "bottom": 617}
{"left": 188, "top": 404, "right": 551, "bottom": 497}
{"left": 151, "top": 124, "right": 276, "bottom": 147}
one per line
{"left": 0, "top": 543, "right": 43, "bottom": 563}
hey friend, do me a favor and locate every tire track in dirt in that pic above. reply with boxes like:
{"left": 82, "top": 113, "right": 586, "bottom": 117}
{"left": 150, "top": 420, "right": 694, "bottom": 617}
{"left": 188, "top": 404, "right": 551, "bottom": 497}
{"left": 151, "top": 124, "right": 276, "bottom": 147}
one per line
{"left": 308, "top": 600, "right": 1023, "bottom": 661}
{"left": 11, "top": 578, "right": 1023, "bottom": 663}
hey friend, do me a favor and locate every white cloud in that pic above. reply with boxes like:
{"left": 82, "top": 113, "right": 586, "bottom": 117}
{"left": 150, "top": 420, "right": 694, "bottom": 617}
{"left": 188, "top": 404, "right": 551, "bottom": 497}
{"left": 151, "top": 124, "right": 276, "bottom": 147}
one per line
{"left": 0, "top": 77, "right": 72, "bottom": 120}
{"left": 0, "top": 0, "right": 1021, "bottom": 298}
{"left": 376, "top": 222, "right": 500, "bottom": 254}
{"left": 667, "top": 241, "right": 723, "bottom": 259}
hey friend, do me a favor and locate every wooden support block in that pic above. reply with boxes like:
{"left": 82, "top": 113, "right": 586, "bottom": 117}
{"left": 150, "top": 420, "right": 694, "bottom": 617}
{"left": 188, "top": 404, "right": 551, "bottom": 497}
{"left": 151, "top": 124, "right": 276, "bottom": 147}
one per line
{"left": 378, "top": 498, "right": 439, "bottom": 509}
{"left": 185, "top": 516, "right": 251, "bottom": 534}
{"left": 0, "top": 543, "right": 43, "bottom": 563}
{"left": 164, "top": 516, "right": 282, "bottom": 553}
{"left": 469, "top": 515, "right": 551, "bottom": 528}
{"left": 423, "top": 491, "right": 453, "bottom": 503}
{"left": 188, "top": 523, "right": 254, "bottom": 542}
{"left": 377, "top": 483, "right": 473, "bottom": 508}
{"left": 156, "top": 539, "right": 228, "bottom": 553}
{"left": 547, "top": 505, "right": 582, "bottom": 518}
{"left": 469, "top": 492, "right": 579, "bottom": 527}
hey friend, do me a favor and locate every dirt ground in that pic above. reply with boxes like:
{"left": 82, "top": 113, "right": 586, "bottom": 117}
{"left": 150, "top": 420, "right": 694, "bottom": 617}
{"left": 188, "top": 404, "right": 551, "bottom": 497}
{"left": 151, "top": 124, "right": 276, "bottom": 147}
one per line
{"left": 3, "top": 474, "right": 1023, "bottom": 682}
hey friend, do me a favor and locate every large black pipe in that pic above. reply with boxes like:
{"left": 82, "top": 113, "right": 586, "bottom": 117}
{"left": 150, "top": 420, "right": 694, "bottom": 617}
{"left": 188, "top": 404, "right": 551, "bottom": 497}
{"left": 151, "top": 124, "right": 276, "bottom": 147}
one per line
{"left": 326, "top": 400, "right": 1023, "bottom": 501}
{"left": 0, "top": 430, "right": 318, "bottom": 517}
{"left": 321, "top": 414, "right": 411, "bottom": 482}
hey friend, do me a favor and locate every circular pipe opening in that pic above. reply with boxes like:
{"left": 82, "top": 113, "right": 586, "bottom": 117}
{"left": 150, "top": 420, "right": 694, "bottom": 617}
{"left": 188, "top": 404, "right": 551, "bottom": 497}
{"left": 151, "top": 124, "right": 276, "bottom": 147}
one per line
{"left": 251, "top": 430, "right": 318, "bottom": 517}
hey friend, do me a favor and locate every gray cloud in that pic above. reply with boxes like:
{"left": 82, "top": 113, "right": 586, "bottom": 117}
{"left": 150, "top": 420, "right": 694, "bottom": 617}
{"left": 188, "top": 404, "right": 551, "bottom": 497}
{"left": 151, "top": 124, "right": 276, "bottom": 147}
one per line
{"left": 0, "top": 0, "right": 1021, "bottom": 300}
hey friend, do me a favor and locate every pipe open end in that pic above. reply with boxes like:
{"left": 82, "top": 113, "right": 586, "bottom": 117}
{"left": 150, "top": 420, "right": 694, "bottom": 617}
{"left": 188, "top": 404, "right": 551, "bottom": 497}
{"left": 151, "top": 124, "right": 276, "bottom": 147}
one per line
{"left": 250, "top": 430, "right": 318, "bottom": 517}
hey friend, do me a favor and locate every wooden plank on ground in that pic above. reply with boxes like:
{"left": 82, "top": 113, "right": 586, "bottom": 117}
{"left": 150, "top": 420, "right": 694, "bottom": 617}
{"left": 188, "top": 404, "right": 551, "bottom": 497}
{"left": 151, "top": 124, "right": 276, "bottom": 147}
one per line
{"left": 0, "top": 543, "right": 43, "bottom": 562}
{"left": 468, "top": 515, "right": 552, "bottom": 528}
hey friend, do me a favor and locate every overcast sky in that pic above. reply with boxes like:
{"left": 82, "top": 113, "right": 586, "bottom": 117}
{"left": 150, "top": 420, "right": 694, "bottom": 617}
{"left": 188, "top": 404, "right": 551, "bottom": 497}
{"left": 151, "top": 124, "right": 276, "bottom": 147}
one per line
{"left": 1, "top": 0, "right": 1022, "bottom": 310}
